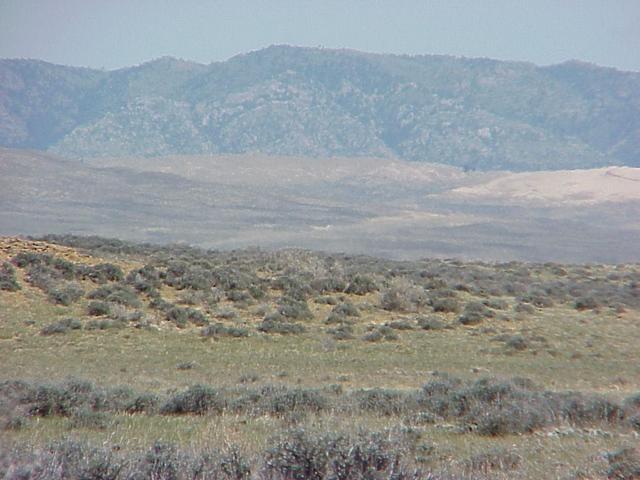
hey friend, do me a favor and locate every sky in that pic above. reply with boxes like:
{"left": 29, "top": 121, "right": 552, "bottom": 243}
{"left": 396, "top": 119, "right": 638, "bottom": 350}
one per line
{"left": 1, "top": 0, "right": 639, "bottom": 71}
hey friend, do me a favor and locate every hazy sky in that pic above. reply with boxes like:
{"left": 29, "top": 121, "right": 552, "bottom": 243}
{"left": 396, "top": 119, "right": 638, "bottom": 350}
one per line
{"left": 1, "top": 0, "right": 639, "bottom": 71}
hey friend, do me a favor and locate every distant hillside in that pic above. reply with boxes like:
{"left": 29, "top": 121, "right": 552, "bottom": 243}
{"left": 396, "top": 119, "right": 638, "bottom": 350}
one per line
{"left": 2, "top": 148, "right": 639, "bottom": 262}
{"left": 1, "top": 46, "right": 639, "bottom": 170}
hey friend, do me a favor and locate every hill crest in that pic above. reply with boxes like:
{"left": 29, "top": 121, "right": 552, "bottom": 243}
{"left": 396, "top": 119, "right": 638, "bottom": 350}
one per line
{"left": 1, "top": 46, "right": 640, "bottom": 170}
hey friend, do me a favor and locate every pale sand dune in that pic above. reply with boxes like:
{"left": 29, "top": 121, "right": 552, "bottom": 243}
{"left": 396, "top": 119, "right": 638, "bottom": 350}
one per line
{"left": 449, "top": 167, "right": 640, "bottom": 205}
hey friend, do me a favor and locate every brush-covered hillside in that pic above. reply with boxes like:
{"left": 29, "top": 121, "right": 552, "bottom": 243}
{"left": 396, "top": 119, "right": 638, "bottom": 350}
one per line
{"left": 1, "top": 235, "right": 639, "bottom": 478}
{"left": 2, "top": 46, "right": 640, "bottom": 170}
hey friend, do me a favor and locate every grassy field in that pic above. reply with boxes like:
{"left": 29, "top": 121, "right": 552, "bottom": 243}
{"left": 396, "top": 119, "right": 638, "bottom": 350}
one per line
{"left": 1, "top": 235, "right": 639, "bottom": 478}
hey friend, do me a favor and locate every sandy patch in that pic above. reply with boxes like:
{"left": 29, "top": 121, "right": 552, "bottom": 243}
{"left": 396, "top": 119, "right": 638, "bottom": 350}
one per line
{"left": 448, "top": 167, "right": 640, "bottom": 205}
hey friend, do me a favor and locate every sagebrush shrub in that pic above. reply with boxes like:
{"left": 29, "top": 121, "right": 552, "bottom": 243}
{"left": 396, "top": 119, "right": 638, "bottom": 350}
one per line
{"left": 362, "top": 330, "right": 383, "bottom": 342}
{"left": 310, "top": 277, "right": 347, "bottom": 294}
{"left": 331, "top": 302, "right": 360, "bottom": 317}
{"left": 11, "top": 251, "right": 51, "bottom": 268}
{"left": 87, "top": 284, "right": 141, "bottom": 307}
{"left": 315, "top": 295, "right": 338, "bottom": 305}
{"left": 472, "top": 403, "right": 545, "bottom": 435}
{"left": 0, "top": 262, "right": 20, "bottom": 291}
{"left": 85, "top": 318, "right": 122, "bottom": 330}
{"left": 47, "top": 282, "right": 84, "bottom": 305}
{"left": 264, "top": 430, "right": 328, "bottom": 480}
{"left": 126, "top": 393, "right": 160, "bottom": 414}
{"left": 160, "top": 385, "right": 225, "bottom": 415}
{"left": 416, "top": 316, "right": 445, "bottom": 330}
{"left": 126, "top": 265, "right": 162, "bottom": 292}
{"left": 518, "top": 290, "right": 554, "bottom": 308}
{"left": 458, "top": 301, "right": 495, "bottom": 325}
{"left": 150, "top": 296, "right": 173, "bottom": 312}
{"left": 386, "top": 320, "right": 414, "bottom": 330}
{"left": 139, "top": 442, "right": 180, "bottom": 480}
{"left": 326, "top": 325, "right": 354, "bottom": 340}
{"left": 605, "top": 447, "right": 640, "bottom": 480}
{"left": 41, "top": 318, "right": 82, "bottom": 335}
{"left": 201, "top": 323, "right": 249, "bottom": 338}
{"left": 504, "top": 335, "right": 529, "bottom": 351}
{"left": 51, "top": 257, "right": 76, "bottom": 279}
{"left": 431, "top": 297, "right": 460, "bottom": 313}
{"left": 514, "top": 302, "right": 536, "bottom": 314}
{"left": 325, "top": 311, "right": 354, "bottom": 325}
{"left": 352, "top": 388, "right": 415, "bottom": 416}
{"left": 574, "top": 296, "right": 600, "bottom": 310}
{"left": 87, "top": 301, "right": 111, "bottom": 316}
{"left": 276, "top": 297, "right": 314, "bottom": 321}
{"left": 81, "top": 263, "right": 124, "bottom": 283}
{"left": 344, "top": 275, "right": 377, "bottom": 295}
{"left": 24, "top": 263, "right": 56, "bottom": 290}
{"left": 265, "top": 388, "right": 328, "bottom": 415}
{"left": 380, "top": 279, "right": 428, "bottom": 312}
{"left": 166, "top": 306, "right": 209, "bottom": 327}
{"left": 1, "top": 413, "right": 28, "bottom": 431}
{"left": 258, "top": 319, "right": 305, "bottom": 335}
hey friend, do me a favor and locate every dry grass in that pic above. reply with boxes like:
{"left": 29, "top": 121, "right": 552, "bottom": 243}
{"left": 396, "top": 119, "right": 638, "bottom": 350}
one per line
{"left": 1, "top": 237, "right": 639, "bottom": 478}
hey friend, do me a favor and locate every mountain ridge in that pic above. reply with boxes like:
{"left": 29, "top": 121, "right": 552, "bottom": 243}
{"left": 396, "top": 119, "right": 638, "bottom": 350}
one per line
{"left": 2, "top": 45, "right": 639, "bottom": 170}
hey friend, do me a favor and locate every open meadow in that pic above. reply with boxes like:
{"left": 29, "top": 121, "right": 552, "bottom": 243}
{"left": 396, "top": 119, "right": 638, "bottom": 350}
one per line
{"left": 0, "top": 235, "right": 639, "bottom": 478}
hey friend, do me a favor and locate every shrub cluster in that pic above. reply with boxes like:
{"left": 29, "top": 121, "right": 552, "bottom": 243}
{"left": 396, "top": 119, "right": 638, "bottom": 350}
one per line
{"left": 125, "top": 265, "right": 162, "bottom": 293}
{"left": 87, "top": 300, "right": 111, "bottom": 316}
{"left": 2, "top": 375, "right": 638, "bottom": 439}
{"left": 0, "top": 431, "right": 449, "bottom": 480}
{"left": 0, "top": 439, "right": 254, "bottom": 480}
{"left": 326, "top": 324, "right": 354, "bottom": 340}
{"left": 160, "top": 385, "right": 225, "bottom": 415}
{"left": 431, "top": 297, "right": 460, "bottom": 313}
{"left": 46, "top": 282, "right": 84, "bottom": 306}
{"left": 605, "top": 446, "right": 640, "bottom": 480}
{"left": 16, "top": 235, "right": 640, "bottom": 345}
{"left": 416, "top": 316, "right": 445, "bottom": 330}
{"left": 258, "top": 318, "right": 306, "bottom": 335}
{"left": 40, "top": 318, "right": 82, "bottom": 335}
{"left": 275, "top": 297, "right": 314, "bottom": 321}
{"left": 201, "top": 323, "right": 250, "bottom": 338}
{"left": 380, "top": 279, "right": 428, "bottom": 312}
{"left": 87, "top": 284, "right": 141, "bottom": 307}
{"left": 263, "top": 429, "right": 408, "bottom": 480}
{"left": 38, "top": 234, "right": 640, "bottom": 312}
{"left": 9, "top": 252, "right": 126, "bottom": 306}
{"left": 457, "top": 301, "right": 495, "bottom": 326}
{"left": 165, "top": 306, "right": 208, "bottom": 327}
{"left": 362, "top": 325, "right": 399, "bottom": 342}
{"left": 344, "top": 275, "right": 378, "bottom": 295}
{"left": 0, "top": 261, "right": 20, "bottom": 291}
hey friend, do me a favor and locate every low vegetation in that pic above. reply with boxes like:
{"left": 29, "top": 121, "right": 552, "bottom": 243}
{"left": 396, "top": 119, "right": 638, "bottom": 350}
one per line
{"left": 1, "top": 235, "right": 639, "bottom": 478}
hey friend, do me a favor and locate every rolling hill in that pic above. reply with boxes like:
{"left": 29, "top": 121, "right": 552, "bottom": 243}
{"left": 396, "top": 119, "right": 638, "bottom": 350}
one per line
{"left": 1, "top": 148, "right": 639, "bottom": 263}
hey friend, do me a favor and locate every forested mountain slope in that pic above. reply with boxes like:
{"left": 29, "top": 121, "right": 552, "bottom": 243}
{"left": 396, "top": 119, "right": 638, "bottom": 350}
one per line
{"left": 2, "top": 46, "right": 639, "bottom": 170}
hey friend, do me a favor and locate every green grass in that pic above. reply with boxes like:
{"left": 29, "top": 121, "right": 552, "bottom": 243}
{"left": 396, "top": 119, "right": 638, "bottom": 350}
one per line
{"left": 2, "top": 294, "right": 638, "bottom": 393}
{"left": 1, "top": 237, "right": 639, "bottom": 478}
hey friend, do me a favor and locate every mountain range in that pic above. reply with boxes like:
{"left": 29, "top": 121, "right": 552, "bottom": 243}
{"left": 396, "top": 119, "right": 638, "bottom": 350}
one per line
{"left": 2, "top": 45, "right": 639, "bottom": 171}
